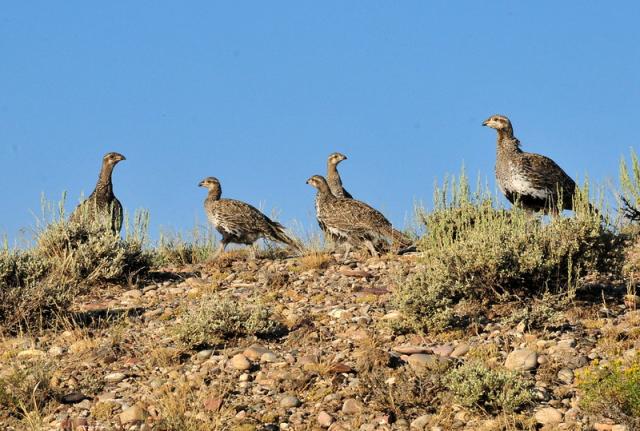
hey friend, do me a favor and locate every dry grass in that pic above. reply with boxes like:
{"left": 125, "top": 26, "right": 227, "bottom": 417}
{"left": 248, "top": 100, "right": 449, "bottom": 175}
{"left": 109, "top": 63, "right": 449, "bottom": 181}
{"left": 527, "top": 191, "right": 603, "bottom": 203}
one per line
{"left": 0, "top": 355, "right": 57, "bottom": 428}
{"left": 296, "top": 251, "right": 333, "bottom": 272}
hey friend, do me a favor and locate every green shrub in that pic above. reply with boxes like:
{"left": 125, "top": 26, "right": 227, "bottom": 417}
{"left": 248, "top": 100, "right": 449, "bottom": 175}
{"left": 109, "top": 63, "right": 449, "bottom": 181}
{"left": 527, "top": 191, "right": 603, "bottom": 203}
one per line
{"left": 36, "top": 218, "right": 151, "bottom": 285}
{"left": 0, "top": 249, "right": 49, "bottom": 288}
{"left": 443, "top": 360, "right": 534, "bottom": 413}
{"left": 0, "top": 198, "right": 152, "bottom": 333}
{"left": 392, "top": 172, "right": 621, "bottom": 332}
{"left": 390, "top": 272, "right": 455, "bottom": 333}
{"left": 578, "top": 356, "right": 640, "bottom": 426}
{"left": 174, "top": 294, "right": 286, "bottom": 349}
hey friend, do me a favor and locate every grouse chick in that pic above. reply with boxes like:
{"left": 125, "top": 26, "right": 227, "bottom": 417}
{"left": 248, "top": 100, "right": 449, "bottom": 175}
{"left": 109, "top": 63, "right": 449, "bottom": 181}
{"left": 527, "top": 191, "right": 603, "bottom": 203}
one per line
{"left": 483, "top": 114, "right": 577, "bottom": 212}
{"left": 326, "top": 152, "right": 353, "bottom": 198}
{"left": 199, "top": 177, "right": 300, "bottom": 257}
{"left": 306, "top": 175, "right": 411, "bottom": 256}
{"left": 70, "top": 152, "right": 126, "bottom": 233}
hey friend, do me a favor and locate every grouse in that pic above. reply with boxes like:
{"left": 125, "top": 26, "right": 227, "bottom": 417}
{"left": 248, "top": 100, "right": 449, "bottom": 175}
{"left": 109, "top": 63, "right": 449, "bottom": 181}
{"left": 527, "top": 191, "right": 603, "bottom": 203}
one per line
{"left": 306, "top": 175, "right": 411, "bottom": 256}
{"left": 199, "top": 177, "right": 301, "bottom": 257}
{"left": 326, "top": 152, "right": 353, "bottom": 198}
{"left": 482, "top": 115, "right": 577, "bottom": 212}
{"left": 70, "top": 152, "right": 126, "bottom": 233}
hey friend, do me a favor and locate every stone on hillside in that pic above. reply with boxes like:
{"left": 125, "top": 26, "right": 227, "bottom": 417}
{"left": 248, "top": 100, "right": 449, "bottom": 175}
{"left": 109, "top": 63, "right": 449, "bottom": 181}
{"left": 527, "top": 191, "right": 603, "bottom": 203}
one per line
{"left": 505, "top": 349, "right": 538, "bottom": 371}
{"left": 317, "top": 411, "right": 334, "bottom": 427}
{"left": 342, "top": 398, "right": 363, "bottom": 415}
{"left": 279, "top": 395, "right": 301, "bottom": 408}
{"left": 535, "top": 407, "right": 563, "bottom": 425}
{"left": 119, "top": 404, "right": 146, "bottom": 424}
{"left": 230, "top": 354, "right": 251, "bottom": 371}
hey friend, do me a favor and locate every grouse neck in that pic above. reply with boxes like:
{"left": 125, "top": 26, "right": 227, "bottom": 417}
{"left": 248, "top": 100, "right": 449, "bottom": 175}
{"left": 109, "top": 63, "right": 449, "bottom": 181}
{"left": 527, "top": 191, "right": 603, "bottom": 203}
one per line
{"left": 327, "top": 162, "right": 340, "bottom": 181}
{"left": 496, "top": 128, "right": 522, "bottom": 156}
{"left": 207, "top": 187, "right": 222, "bottom": 201}
{"left": 95, "top": 162, "right": 115, "bottom": 197}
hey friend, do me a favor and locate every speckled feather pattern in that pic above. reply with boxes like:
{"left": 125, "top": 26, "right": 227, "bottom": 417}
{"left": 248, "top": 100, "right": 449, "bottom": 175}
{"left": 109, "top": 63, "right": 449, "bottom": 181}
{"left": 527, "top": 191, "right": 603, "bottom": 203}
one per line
{"left": 312, "top": 176, "right": 410, "bottom": 250}
{"left": 70, "top": 154, "right": 124, "bottom": 233}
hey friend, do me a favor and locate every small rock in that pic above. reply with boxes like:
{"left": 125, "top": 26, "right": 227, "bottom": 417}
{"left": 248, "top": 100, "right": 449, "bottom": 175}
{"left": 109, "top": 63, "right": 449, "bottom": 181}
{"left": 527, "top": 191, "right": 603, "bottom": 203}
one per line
{"left": 61, "top": 391, "right": 88, "bottom": 404}
{"left": 393, "top": 344, "right": 431, "bottom": 355}
{"left": 279, "top": 395, "right": 301, "bottom": 408}
{"left": 119, "top": 404, "right": 146, "bottom": 424}
{"left": 535, "top": 407, "right": 563, "bottom": 425}
{"left": 432, "top": 345, "right": 454, "bottom": 357}
{"left": 406, "top": 354, "right": 443, "bottom": 371}
{"left": 410, "top": 414, "right": 431, "bottom": 429}
{"left": 317, "top": 411, "right": 334, "bottom": 427}
{"left": 260, "top": 352, "right": 278, "bottom": 363}
{"left": 612, "top": 425, "right": 629, "bottom": 431}
{"left": 382, "top": 311, "right": 402, "bottom": 320}
{"left": 341, "top": 398, "right": 363, "bottom": 415}
{"left": 450, "top": 343, "right": 470, "bottom": 358}
{"left": 594, "top": 424, "right": 614, "bottom": 431}
{"left": 203, "top": 396, "right": 223, "bottom": 412}
{"left": 197, "top": 349, "right": 213, "bottom": 360}
{"left": 505, "top": 349, "right": 538, "bottom": 371}
{"left": 104, "top": 372, "right": 126, "bottom": 383}
{"left": 243, "top": 344, "right": 270, "bottom": 361}
{"left": 557, "top": 338, "right": 576, "bottom": 349}
{"left": 557, "top": 367, "right": 574, "bottom": 384}
{"left": 230, "top": 354, "right": 251, "bottom": 371}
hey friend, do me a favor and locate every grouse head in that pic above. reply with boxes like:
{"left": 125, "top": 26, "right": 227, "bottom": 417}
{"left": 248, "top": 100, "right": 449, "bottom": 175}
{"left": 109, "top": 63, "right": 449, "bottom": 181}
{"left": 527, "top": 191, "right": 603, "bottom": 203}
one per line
{"left": 306, "top": 175, "right": 331, "bottom": 192}
{"left": 482, "top": 115, "right": 512, "bottom": 132}
{"left": 198, "top": 177, "right": 221, "bottom": 190}
{"left": 103, "top": 152, "right": 126, "bottom": 166}
{"left": 328, "top": 152, "right": 348, "bottom": 165}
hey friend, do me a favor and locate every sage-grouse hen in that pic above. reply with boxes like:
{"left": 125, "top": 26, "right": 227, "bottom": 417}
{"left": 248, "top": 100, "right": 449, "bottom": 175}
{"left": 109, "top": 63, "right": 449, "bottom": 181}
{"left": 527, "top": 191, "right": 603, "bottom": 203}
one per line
{"left": 199, "top": 177, "right": 300, "bottom": 257}
{"left": 326, "top": 152, "right": 352, "bottom": 198}
{"left": 483, "top": 114, "right": 577, "bottom": 212}
{"left": 306, "top": 175, "right": 412, "bottom": 256}
{"left": 70, "top": 152, "right": 126, "bottom": 233}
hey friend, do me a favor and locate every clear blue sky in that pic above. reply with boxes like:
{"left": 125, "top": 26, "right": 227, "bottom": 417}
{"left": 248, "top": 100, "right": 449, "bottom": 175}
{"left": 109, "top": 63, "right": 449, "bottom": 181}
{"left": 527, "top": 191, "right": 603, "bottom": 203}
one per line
{"left": 2, "top": 2, "right": 639, "bottom": 244}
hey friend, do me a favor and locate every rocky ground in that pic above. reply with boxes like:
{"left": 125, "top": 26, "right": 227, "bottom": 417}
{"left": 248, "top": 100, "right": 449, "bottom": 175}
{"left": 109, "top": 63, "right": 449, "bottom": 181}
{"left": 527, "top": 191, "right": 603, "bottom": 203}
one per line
{"left": 1, "top": 251, "right": 638, "bottom": 431}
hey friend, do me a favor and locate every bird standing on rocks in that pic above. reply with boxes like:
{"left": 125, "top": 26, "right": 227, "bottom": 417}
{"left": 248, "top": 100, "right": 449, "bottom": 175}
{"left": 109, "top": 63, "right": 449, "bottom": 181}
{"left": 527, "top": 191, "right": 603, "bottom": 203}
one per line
{"left": 70, "top": 152, "right": 126, "bottom": 233}
{"left": 326, "top": 152, "right": 353, "bottom": 198}
{"left": 306, "top": 175, "right": 412, "bottom": 256}
{"left": 199, "top": 177, "right": 301, "bottom": 258}
{"left": 482, "top": 114, "right": 578, "bottom": 213}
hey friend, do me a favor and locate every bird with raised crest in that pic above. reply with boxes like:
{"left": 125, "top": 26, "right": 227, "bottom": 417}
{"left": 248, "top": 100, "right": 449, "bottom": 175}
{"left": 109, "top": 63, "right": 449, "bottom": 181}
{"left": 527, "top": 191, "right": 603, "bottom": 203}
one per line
{"left": 69, "top": 152, "right": 126, "bottom": 234}
{"left": 482, "top": 114, "right": 579, "bottom": 213}
{"left": 199, "top": 176, "right": 301, "bottom": 258}
{"left": 306, "top": 174, "right": 412, "bottom": 256}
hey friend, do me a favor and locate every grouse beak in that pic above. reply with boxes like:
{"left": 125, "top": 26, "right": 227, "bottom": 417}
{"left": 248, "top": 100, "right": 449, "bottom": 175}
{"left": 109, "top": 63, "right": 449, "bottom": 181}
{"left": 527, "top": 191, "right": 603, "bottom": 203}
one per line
{"left": 198, "top": 180, "right": 204, "bottom": 187}
{"left": 482, "top": 120, "right": 489, "bottom": 127}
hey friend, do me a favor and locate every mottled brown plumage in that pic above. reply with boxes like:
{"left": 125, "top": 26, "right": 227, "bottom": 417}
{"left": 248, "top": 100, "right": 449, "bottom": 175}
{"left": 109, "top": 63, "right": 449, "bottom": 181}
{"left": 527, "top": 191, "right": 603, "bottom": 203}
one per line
{"left": 199, "top": 177, "right": 300, "bottom": 256}
{"left": 326, "top": 152, "right": 352, "bottom": 199}
{"left": 483, "top": 114, "right": 577, "bottom": 212}
{"left": 70, "top": 152, "right": 125, "bottom": 233}
{"left": 306, "top": 175, "right": 411, "bottom": 256}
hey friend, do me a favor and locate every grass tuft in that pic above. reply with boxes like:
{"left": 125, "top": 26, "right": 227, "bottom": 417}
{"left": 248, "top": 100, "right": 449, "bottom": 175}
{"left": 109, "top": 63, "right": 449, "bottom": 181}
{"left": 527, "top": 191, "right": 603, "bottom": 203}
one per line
{"left": 174, "top": 294, "right": 286, "bottom": 349}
